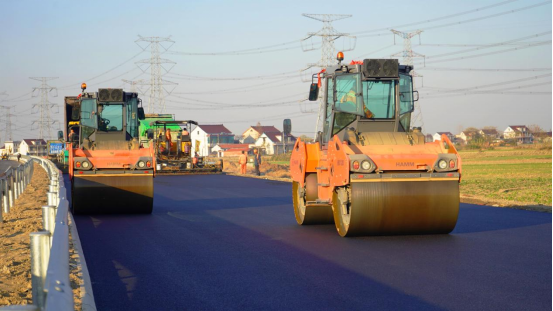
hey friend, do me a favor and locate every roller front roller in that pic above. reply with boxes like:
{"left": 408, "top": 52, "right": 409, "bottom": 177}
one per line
{"left": 293, "top": 173, "right": 333, "bottom": 225}
{"left": 332, "top": 180, "right": 459, "bottom": 237}
{"left": 72, "top": 174, "right": 154, "bottom": 215}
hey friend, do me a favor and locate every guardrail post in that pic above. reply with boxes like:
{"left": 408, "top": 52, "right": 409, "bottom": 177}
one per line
{"left": 42, "top": 206, "right": 56, "bottom": 247}
{"left": 47, "top": 192, "right": 58, "bottom": 207}
{"left": 30, "top": 231, "right": 50, "bottom": 309}
{"left": 2, "top": 178, "right": 8, "bottom": 214}
{"left": 8, "top": 174, "right": 14, "bottom": 211}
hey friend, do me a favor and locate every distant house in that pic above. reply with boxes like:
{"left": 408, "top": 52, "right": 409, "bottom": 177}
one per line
{"left": 211, "top": 144, "right": 250, "bottom": 157}
{"left": 19, "top": 139, "right": 47, "bottom": 156}
{"left": 458, "top": 130, "right": 479, "bottom": 143}
{"left": 479, "top": 129, "right": 499, "bottom": 139}
{"left": 432, "top": 132, "right": 455, "bottom": 142}
{"left": 4, "top": 141, "right": 22, "bottom": 155}
{"left": 504, "top": 125, "right": 533, "bottom": 144}
{"left": 254, "top": 132, "right": 296, "bottom": 155}
{"left": 191, "top": 124, "right": 234, "bottom": 157}
{"left": 532, "top": 131, "right": 552, "bottom": 143}
{"left": 242, "top": 125, "right": 281, "bottom": 142}
{"left": 424, "top": 134, "right": 433, "bottom": 143}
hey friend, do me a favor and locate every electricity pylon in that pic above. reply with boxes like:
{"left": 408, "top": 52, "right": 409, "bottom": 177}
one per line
{"left": 391, "top": 29, "right": 425, "bottom": 130}
{"left": 0, "top": 106, "right": 16, "bottom": 142}
{"left": 135, "top": 35, "right": 177, "bottom": 114}
{"left": 301, "top": 14, "right": 356, "bottom": 135}
{"left": 30, "top": 77, "right": 59, "bottom": 140}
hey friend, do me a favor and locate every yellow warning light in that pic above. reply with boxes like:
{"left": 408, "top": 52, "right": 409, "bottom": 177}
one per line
{"left": 337, "top": 51, "right": 344, "bottom": 61}
{"left": 81, "top": 83, "right": 87, "bottom": 91}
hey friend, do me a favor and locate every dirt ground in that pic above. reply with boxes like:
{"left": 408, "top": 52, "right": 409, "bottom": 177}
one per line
{"left": 0, "top": 162, "right": 83, "bottom": 309}
{"left": 0, "top": 163, "right": 48, "bottom": 306}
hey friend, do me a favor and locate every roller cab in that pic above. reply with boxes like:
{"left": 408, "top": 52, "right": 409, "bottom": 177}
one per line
{"left": 290, "top": 55, "right": 461, "bottom": 237}
{"left": 68, "top": 86, "right": 155, "bottom": 214}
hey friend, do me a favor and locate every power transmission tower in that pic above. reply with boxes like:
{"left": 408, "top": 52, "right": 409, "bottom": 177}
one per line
{"left": 135, "top": 35, "right": 177, "bottom": 114}
{"left": 301, "top": 14, "right": 356, "bottom": 135}
{"left": 30, "top": 77, "right": 59, "bottom": 140}
{"left": 122, "top": 79, "right": 145, "bottom": 93}
{"left": 391, "top": 29, "right": 425, "bottom": 130}
{"left": 0, "top": 106, "right": 15, "bottom": 143}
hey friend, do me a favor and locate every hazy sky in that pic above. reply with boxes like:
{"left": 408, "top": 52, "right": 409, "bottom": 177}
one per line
{"left": 0, "top": 0, "right": 551, "bottom": 142}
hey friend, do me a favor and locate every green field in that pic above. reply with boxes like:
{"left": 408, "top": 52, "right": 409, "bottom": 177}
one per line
{"left": 459, "top": 147, "right": 552, "bottom": 206}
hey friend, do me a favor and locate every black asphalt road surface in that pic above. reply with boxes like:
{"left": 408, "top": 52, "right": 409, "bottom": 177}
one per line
{"left": 72, "top": 174, "right": 552, "bottom": 311}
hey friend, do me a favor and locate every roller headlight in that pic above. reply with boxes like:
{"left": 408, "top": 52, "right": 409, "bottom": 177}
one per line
{"left": 82, "top": 161, "right": 90, "bottom": 169}
{"left": 137, "top": 160, "right": 146, "bottom": 168}
{"left": 438, "top": 159, "right": 447, "bottom": 169}
{"left": 361, "top": 160, "right": 371, "bottom": 170}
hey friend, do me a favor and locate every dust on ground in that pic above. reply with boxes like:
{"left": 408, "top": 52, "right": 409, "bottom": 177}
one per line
{"left": 0, "top": 163, "right": 48, "bottom": 306}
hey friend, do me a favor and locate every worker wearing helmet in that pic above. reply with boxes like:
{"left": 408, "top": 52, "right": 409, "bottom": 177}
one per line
{"left": 339, "top": 83, "right": 374, "bottom": 118}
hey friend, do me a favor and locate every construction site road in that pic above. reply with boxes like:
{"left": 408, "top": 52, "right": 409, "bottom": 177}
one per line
{"left": 71, "top": 174, "right": 552, "bottom": 311}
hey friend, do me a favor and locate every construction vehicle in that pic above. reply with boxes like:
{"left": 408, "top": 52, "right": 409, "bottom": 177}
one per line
{"left": 290, "top": 53, "right": 461, "bottom": 237}
{"left": 67, "top": 84, "right": 155, "bottom": 214}
{"left": 150, "top": 120, "right": 223, "bottom": 174}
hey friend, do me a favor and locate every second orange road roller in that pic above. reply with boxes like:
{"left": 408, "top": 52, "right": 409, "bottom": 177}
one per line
{"left": 290, "top": 53, "right": 461, "bottom": 237}
{"left": 66, "top": 84, "right": 155, "bottom": 214}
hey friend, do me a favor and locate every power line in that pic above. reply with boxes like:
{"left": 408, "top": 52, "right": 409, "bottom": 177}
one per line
{"left": 353, "top": 0, "right": 520, "bottom": 34}
{"left": 357, "top": 1, "right": 550, "bottom": 38}
{"left": 58, "top": 50, "right": 144, "bottom": 89}
{"left": 413, "top": 40, "right": 551, "bottom": 65}
{"left": 167, "top": 39, "right": 303, "bottom": 56}
{"left": 420, "top": 31, "right": 551, "bottom": 61}
{"left": 421, "top": 73, "right": 551, "bottom": 94}
{"left": 165, "top": 69, "right": 301, "bottom": 81}
{"left": 418, "top": 67, "right": 552, "bottom": 72}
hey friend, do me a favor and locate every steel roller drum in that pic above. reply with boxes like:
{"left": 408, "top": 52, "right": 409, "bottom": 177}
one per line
{"left": 333, "top": 180, "right": 459, "bottom": 237}
{"left": 293, "top": 173, "right": 333, "bottom": 225}
{"left": 72, "top": 174, "right": 154, "bottom": 214}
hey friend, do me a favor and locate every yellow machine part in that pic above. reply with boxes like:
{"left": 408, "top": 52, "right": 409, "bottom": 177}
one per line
{"left": 332, "top": 180, "right": 459, "bottom": 237}
{"left": 72, "top": 174, "right": 154, "bottom": 215}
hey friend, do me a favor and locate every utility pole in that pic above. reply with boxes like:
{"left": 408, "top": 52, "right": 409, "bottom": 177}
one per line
{"left": 135, "top": 35, "right": 177, "bottom": 114}
{"left": 30, "top": 77, "right": 59, "bottom": 140}
{"left": 301, "top": 14, "right": 356, "bottom": 136}
{"left": 391, "top": 29, "right": 425, "bottom": 130}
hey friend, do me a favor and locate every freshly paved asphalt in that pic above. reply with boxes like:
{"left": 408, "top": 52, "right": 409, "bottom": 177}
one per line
{"left": 72, "top": 174, "right": 552, "bottom": 311}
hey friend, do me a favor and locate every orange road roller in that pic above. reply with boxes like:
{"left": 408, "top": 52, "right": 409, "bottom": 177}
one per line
{"left": 66, "top": 84, "right": 155, "bottom": 214}
{"left": 290, "top": 55, "right": 461, "bottom": 237}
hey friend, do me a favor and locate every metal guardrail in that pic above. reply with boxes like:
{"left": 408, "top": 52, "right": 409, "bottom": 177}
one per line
{"left": 1, "top": 156, "right": 73, "bottom": 311}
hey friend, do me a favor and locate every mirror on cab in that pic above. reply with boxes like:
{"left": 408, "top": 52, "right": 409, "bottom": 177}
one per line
{"left": 308, "top": 83, "right": 319, "bottom": 101}
{"left": 146, "top": 129, "right": 154, "bottom": 140}
{"left": 57, "top": 130, "right": 64, "bottom": 140}
{"left": 138, "top": 107, "right": 145, "bottom": 120}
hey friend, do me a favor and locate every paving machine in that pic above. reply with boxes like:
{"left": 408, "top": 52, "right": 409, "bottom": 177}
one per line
{"left": 67, "top": 84, "right": 155, "bottom": 214}
{"left": 150, "top": 120, "right": 223, "bottom": 174}
{"left": 290, "top": 53, "right": 461, "bottom": 237}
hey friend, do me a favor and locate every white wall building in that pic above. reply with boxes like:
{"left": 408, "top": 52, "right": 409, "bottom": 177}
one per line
{"left": 191, "top": 124, "right": 234, "bottom": 157}
{"left": 19, "top": 139, "right": 47, "bottom": 156}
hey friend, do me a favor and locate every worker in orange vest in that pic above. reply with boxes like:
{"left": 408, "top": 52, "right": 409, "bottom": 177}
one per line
{"left": 238, "top": 150, "right": 247, "bottom": 174}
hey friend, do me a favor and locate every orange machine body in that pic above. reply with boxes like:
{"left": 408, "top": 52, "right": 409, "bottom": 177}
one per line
{"left": 290, "top": 134, "right": 461, "bottom": 203}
